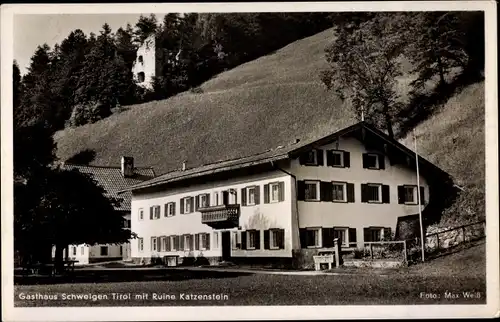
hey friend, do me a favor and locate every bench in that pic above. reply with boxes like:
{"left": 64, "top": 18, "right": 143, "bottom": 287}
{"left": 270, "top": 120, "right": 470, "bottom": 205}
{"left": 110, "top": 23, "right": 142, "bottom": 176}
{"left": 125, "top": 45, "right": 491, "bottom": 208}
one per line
{"left": 163, "top": 255, "right": 180, "bottom": 267}
{"left": 313, "top": 254, "right": 334, "bottom": 271}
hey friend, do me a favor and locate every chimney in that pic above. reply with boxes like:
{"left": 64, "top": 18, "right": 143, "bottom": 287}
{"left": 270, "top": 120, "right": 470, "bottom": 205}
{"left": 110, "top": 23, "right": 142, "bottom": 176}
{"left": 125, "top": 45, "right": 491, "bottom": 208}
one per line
{"left": 182, "top": 161, "right": 186, "bottom": 171}
{"left": 121, "top": 156, "right": 134, "bottom": 177}
{"left": 295, "top": 138, "right": 300, "bottom": 144}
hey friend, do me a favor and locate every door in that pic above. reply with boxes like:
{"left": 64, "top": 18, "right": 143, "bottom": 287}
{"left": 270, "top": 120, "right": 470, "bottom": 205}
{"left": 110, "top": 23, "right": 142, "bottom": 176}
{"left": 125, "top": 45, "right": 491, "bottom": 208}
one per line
{"left": 221, "top": 231, "right": 231, "bottom": 261}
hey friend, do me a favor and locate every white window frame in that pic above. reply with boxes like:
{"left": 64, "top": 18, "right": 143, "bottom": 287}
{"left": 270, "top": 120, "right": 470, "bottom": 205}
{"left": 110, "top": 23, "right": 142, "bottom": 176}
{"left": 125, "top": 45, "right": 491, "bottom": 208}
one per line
{"left": 183, "top": 235, "right": 191, "bottom": 251}
{"left": 166, "top": 202, "right": 175, "bottom": 217}
{"left": 331, "top": 150, "right": 344, "bottom": 167}
{"left": 304, "top": 180, "right": 320, "bottom": 201}
{"left": 367, "top": 184, "right": 383, "bottom": 203}
{"left": 213, "top": 191, "right": 220, "bottom": 206}
{"left": 270, "top": 183, "right": 280, "bottom": 203}
{"left": 306, "top": 227, "right": 322, "bottom": 248}
{"left": 332, "top": 182, "right": 347, "bottom": 202}
{"left": 334, "top": 227, "right": 349, "bottom": 247}
{"left": 151, "top": 236, "right": 158, "bottom": 252}
{"left": 160, "top": 236, "right": 167, "bottom": 252}
{"left": 404, "top": 185, "right": 418, "bottom": 205}
{"left": 200, "top": 194, "right": 209, "bottom": 208}
{"left": 369, "top": 227, "right": 384, "bottom": 242}
{"left": 247, "top": 230, "right": 257, "bottom": 250}
{"left": 184, "top": 197, "right": 192, "bottom": 214}
{"left": 247, "top": 186, "right": 256, "bottom": 206}
{"left": 81, "top": 246, "right": 85, "bottom": 255}
{"left": 270, "top": 229, "right": 280, "bottom": 250}
{"left": 304, "top": 149, "right": 318, "bottom": 166}
{"left": 138, "top": 238, "right": 144, "bottom": 252}
{"left": 365, "top": 153, "right": 380, "bottom": 169}
{"left": 169, "top": 236, "right": 177, "bottom": 251}
{"left": 232, "top": 231, "right": 240, "bottom": 250}
{"left": 199, "top": 233, "right": 207, "bottom": 250}
{"left": 138, "top": 208, "right": 144, "bottom": 221}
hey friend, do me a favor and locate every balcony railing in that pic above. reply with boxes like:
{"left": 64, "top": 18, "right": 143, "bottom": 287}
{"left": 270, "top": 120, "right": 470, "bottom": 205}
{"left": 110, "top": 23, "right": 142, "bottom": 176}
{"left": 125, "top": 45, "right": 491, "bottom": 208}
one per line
{"left": 200, "top": 204, "right": 240, "bottom": 229}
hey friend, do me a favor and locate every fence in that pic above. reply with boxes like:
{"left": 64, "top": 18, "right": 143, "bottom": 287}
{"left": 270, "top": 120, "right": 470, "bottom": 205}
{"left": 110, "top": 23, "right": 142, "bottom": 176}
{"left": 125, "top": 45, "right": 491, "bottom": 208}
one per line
{"left": 343, "top": 240, "right": 409, "bottom": 263}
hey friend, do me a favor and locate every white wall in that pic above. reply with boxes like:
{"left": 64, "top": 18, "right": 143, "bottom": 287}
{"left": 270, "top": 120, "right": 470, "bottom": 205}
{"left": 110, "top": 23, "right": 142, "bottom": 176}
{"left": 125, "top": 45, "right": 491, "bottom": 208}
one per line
{"left": 89, "top": 244, "right": 124, "bottom": 259}
{"left": 131, "top": 35, "right": 156, "bottom": 89}
{"left": 287, "top": 136, "right": 429, "bottom": 244}
{"left": 131, "top": 171, "right": 293, "bottom": 259}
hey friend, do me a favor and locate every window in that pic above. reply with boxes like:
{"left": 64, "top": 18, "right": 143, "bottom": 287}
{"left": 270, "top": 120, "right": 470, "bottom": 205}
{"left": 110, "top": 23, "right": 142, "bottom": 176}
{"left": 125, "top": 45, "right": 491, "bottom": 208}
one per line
{"left": 72, "top": 246, "right": 76, "bottom": 256}
{"left": 151, "top": 236, "right": 158, "bottom": 252}
{"left": 137, "top": 72, "right": 145, "bottom": 83}
{"left": 370, "top": 228, "right": 383, "bottom": 242}
{"left": 120, "top": 246, "right": 123, "bottom": 256}
{"left": 270, "top": 183, "right": 280, "bottom": 202}
{"left": 333, "top": 228, "right": 349, "bottom": 247}
{"left": 332, "top": 182, "right": 347, "bottom": 202}
{"left": 165, "top": 202, "right": 175, "bottom": 217}
{"left": 138, "top": 55, "right": 143, "bottom": 63}
{"left": 306, "top": 228, "right": 322, "bottom": 248}
{"left": 248, "top": 186, "right": 256, "bottom": 205}
{"left": 404, "top": 186, "right": 417, "bottom": 204}
{"left": 139, "top": 208, "right": 144, "bottom": 220}
{"left": 199, "top": 233, "right": 209, "bottom": 250}
{"left": 232, "top": 231, "right": 241, "bottom": 250}
{"left": 182, "top": 197, "right": 194, "bottom": 214}
{"left": 213, "top": 192, "right": 220, "bottom": 206}
{"left": 247, "top": 230, "right": 258, "bottom": 249}
{"left": 367, "top": 184, "right": 382, "bottom": 203}
{"left": 154, "top": 206, "right": 161, "bottom": 219}
{"left": 100, "top": 246, "right": 108, "bottom": 256}
{"left": 270, "top": 230, "right": 280, "bottom": 249}
{"left": 304, "top": 181, "right": 320, "bottom": 201}
{"left": 138, "top": 238, "right": 144, "bottom": 252}
{"left": 363, "top": 153, "right": 385, "bottom": 170}
{"left": 183, "top": 235, "right": 192, "bottom": 251}
{"left": 304, "top": 150, "right": 317, "bottom": 165}
{"left": 213, "top": 232, "right": 219, "bottom": 249}
{"left": 200, "top": 194, "right": 209, "bottom": 208}
{"left": 366, "top": 154, "right": 378, "bottom": 168}
{"left": 81, "top": 246, "right": 84, "bottom": 255}
{"left": 330, "top": 150, "right": 344, "bottom": 167}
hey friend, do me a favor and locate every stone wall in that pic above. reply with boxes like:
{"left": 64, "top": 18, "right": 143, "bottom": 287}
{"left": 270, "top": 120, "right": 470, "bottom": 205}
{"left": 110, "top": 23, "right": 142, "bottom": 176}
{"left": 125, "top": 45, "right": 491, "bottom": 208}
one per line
{"left": 425, "top": 222, "right": 485, "bottom": 251}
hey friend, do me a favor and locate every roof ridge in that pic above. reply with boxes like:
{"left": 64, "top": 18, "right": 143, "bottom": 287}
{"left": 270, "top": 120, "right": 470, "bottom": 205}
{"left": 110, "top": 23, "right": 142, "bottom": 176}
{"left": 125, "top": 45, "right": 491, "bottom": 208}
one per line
{"left": 63, "top": 162, "right": 154, "bottom": 170}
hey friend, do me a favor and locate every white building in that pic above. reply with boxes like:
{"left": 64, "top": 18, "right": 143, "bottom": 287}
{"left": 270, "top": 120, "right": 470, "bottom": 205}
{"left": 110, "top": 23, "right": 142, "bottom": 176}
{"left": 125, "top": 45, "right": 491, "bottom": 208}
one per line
{"left": 58, "top": 158, "right": 155, "bottom": 265}
{"left": 122, "top": 122, "right": 452, "bottom": 268}
{"left": 131, "top": 34, "right": 158, "bottom": 90}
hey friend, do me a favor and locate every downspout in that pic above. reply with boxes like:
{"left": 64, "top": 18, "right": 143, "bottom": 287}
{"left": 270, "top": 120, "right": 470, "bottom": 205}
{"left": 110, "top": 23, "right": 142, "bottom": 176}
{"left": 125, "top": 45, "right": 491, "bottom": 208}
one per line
{"left": 270, "top": 160, "right": 301, "bottom": 253}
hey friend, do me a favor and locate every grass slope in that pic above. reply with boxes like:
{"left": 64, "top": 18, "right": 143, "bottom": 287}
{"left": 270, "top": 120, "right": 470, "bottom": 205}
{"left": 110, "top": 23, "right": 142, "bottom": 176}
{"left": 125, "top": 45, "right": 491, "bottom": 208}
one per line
{"left": 55, "top": 28, "right": 357, "bottom": 174}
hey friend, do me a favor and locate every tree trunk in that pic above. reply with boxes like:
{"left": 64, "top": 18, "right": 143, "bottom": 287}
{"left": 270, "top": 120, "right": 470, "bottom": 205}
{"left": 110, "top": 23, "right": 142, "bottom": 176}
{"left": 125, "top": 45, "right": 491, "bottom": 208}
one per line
{"left": 436, "top": 54, "right": 447, "bottom": 88}
{"left": 54, "top": 243, "right": 65, "bottom": 274}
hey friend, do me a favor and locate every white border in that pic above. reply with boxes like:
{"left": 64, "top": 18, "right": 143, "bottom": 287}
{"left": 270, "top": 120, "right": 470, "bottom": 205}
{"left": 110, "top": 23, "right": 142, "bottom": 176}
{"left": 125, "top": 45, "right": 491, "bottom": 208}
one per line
{"left": 1, "top": 1, "right": 498, "bottom": 321}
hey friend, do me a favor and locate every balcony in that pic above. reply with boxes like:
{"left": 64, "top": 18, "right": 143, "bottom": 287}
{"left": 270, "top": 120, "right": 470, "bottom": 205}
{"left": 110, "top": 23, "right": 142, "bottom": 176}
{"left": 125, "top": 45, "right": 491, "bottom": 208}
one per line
{"left": 200, "top": 204, "right": 240, "bottom": 229}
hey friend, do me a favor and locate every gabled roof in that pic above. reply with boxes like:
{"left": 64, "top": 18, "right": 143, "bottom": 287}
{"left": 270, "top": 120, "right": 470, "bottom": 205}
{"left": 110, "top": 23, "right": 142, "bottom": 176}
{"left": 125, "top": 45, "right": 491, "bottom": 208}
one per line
{"left": 61, "top": 164, "right": 155, "bottom": 211}
{"left": 122, "top": 122, "right": 451, "bottom": 193}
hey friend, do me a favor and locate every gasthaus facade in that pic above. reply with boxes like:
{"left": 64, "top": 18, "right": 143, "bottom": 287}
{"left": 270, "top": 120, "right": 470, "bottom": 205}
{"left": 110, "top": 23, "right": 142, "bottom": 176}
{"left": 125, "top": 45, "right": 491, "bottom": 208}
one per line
{"left": 123, "top": 122, "right": 452, "bottom": 267}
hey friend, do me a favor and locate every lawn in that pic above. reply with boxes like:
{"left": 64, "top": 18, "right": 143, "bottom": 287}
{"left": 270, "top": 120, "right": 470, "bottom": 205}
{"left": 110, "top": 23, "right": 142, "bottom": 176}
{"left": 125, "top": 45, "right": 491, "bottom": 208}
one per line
{"left": 14, "top": 243, "right": 486, "bottom": 306}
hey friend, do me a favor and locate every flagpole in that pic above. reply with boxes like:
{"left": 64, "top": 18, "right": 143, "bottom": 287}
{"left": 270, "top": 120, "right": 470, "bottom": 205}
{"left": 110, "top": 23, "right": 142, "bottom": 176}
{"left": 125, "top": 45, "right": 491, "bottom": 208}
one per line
{"left": 414, "top": 129, "right": 425, "bottom": 262}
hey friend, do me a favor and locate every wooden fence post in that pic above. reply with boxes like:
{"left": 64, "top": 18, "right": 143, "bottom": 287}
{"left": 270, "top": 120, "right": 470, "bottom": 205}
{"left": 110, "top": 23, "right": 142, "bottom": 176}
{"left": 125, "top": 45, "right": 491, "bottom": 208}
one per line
{"left": 403, "top": 240, "right": 407, "bottom": 263}
{"left": 370, "top": 243, "right": 373, "bottom": 260}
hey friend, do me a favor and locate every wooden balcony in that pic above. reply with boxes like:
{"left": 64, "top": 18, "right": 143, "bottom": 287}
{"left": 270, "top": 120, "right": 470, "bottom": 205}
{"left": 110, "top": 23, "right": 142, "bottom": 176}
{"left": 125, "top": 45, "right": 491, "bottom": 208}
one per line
{"left": 200, "top": 204, "right": 240, "bottom": 229}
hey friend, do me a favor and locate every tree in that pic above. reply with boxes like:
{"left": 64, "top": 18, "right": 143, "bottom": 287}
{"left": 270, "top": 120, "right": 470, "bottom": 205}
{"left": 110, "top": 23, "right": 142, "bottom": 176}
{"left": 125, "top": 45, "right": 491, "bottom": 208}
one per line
{"left": 13, "top": 61, "right": 23, "bottom": 118}
{"left": 116, "top": 23, "right": 137, "bottom": 70}
{"left": 134, "top": 14, "right": 158, "bottom": 44}
{"left": 321, "top": 13, "right": 407, "bottom": 138}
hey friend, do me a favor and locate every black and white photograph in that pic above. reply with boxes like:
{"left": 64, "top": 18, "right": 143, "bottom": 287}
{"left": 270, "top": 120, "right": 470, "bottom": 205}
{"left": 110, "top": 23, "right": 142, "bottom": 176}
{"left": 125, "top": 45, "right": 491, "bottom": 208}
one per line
{"left": 1, "top": 1, "right": 498, "bottom": 320}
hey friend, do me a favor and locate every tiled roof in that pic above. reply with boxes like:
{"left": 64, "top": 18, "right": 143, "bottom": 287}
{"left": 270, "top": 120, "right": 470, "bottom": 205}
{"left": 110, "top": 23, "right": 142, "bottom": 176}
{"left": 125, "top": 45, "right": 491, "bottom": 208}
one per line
{"left": 124, "top": 122, "right": 451, "bottom": 192}
{"left": 61, "top": 164, "right": 155, "bottom": 211}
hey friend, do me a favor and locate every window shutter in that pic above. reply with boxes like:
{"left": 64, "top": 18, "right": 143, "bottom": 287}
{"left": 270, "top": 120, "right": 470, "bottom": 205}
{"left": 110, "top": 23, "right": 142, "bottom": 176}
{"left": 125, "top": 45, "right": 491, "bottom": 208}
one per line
{"left": 326, "top": 150, "right": 333, "bottom": 166}
{"left": 166, "top": 236, "right": 171, "bottom": 251}
{"left": 255, "top": 230, "right": 261, "bottom": 249}
{"left": 175, "top": 236, "right": 180, "bottom": 250}
{"left": 322, "top": 228, "right": 334, "bottom": 248}
{"left": 241, "top": 188, "right": 247, "bottom": 206}
{"left": 320, "top": 181, "right": 332, "bottom": 202}
{"left": 344, "top": 152, "right": 351, "bottom": 168}
{"left": 297, "top": 180, "right": 305, "bottom": 201}
{"left": 191, "top": 234, "right": 195, "bottom": 250}
{"left": 363, "top": 228, "right": 371, "bottom": 243}
{"left": 361, "top": 184, "right": 368, "bottom": 203}
{"left": 348, "top": 228, "right": 357, "bottom": 244}
{"left": 317, "top": 149, "right": 324, "bottom": 166}
{"left": 382, "top": 185, "right": 390, "bottom": 203}
{"left": 279, "top": 229, "right": 285, "bottom": 249}
{"left": 234, "top": 190, "right": 238, "bottom": 204}
{"left": 254, "top": 186, "right": 260, "bottom": 204}
{"left": 264, "top": 184, "right": 270, "bottom": 204}
{"left": 278, "top": 182, "right": 285, "bottom": 202}
{"left": 398, "top": 186, "right": 405, "bottom": 204}
{"left": 347, "top": 183, "right": 355, "bottom": 203}
{"left": 195, "top": 195, "right": 200, "bottom": 211}
{"left": 180, "top": 199, "right": 185, "bottom": 214}
{"left": 172, "top": 202, "right": 176, "bottom": 216}
{"left": 206, "top": 233, "right": 210, "bottom": 250}
{"left": 206, "top": 193, "right": 211, "bottom": 207}
{"left": 378, "top": 154, "right": 385, "bottom": 169}
{"left": 362, "top": 153, "right": 369, "bottom": 168}
{"left": 419, "top": 186, "right": 425, "bottom": 204}
{"left": 164, "top": 204, "right": 168, "bottom": 217}
{"left": 150, "top": 207, "right": 154, "bottom": 220}
{"left": 384, "top": 227, "right": 392, "bottom": 241}
{"left": 263, "top": 230, "right": 270, "bottom": 249}
{"left": 195, "top": 234, "right": 200, "bottom": 250}
{"left": 241, "top": 231, "right": 247, "bottom": 250}
{"left": 299, "top": 228, "right": 308, "bottom": 248}
{"left": 299, "top": 153, "right": 307, "bottom": 165}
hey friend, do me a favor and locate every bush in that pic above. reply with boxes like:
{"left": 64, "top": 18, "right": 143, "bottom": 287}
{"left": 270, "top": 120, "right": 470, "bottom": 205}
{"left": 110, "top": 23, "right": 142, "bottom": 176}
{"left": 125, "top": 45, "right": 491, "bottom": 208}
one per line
{"left": 68, "top": 101, "right": 112, "bottom": 127}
